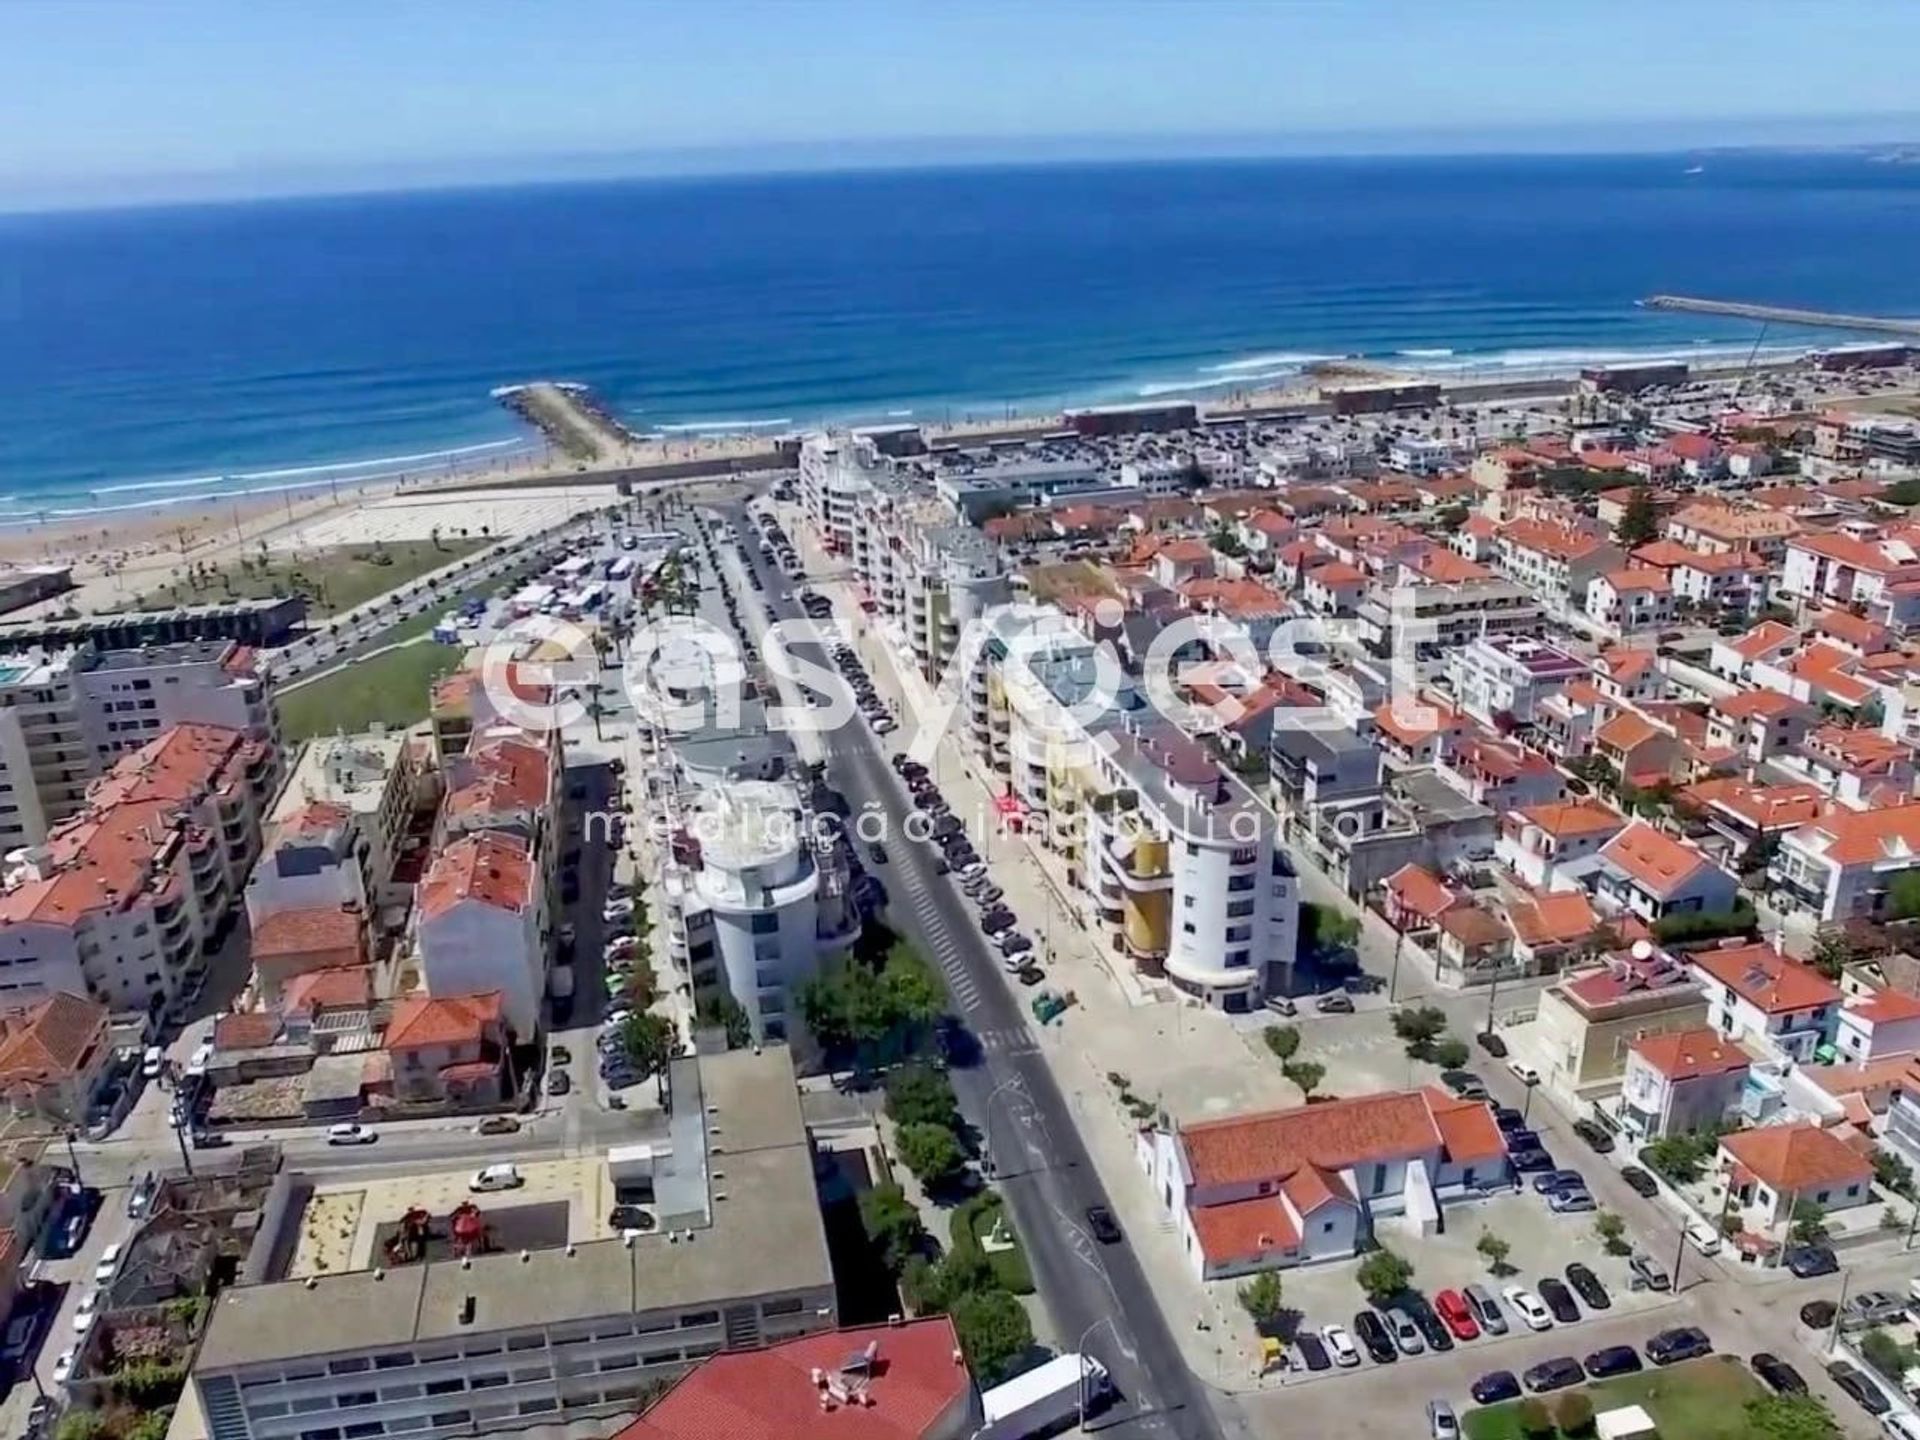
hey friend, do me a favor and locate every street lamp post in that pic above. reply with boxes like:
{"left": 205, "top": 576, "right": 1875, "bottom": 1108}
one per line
{"left": 63, "top": 1128, "right": 81, "bottom": 1185}
{"left": 1520, "top": 1074, "right": 1538, "bottom": 1125}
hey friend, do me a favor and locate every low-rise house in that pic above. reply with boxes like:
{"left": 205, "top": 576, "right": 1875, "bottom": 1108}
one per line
{"left": 1586, "top": 568, "right": 1674, "bottom": 635}
{"left": 1592, "top": 823, "right": 1740, "bottom": 925}
{"left": 0, "top": 993, "right": 111, "bottom": 1127}
{"left": 381, "top": 990, "right": 511, "bottom": 1106}
{"left": 1770, "top": 800, "right": 1920, "bottom": 922}
{"left": 1777, "top": 725, "right": 1916, "bottom": 810}
{"left": 1716, "top": 1123, "right": 1873, "bottom": 1237}
{"left": 1299, "top": 561, "right": 1367, "bottom": 616}
{"left": 1446, "top": 636, "right": 1590, "bottom": 729}
{"left": 1437, "top": 734, "right": 1565, "bottom": 812}
{"left": 1382, "top": 863, "right": 1461, "bottom": 933}
{"left": 1593, "top": 710, "right": 1683, "bottom": 791}
{"left": 1666, "top": 501, "right": 1799, "bottom": 561}
{"left": 1833, "top": 987, "right": 1920, "bottom": 1064}
{"left": 1670, "top": 547, "right": 1767, "bottom": 619}
{"left": 1435, "top": 905, "right": 1513, "bottom": 982}
{"left": 1678, "top": 777, "right": 1829, "bottom": 865}
{"left": 414, "top": 831, "right": 545, "bottom": 1036}
{"left": 1690, "top": 941, "right": 1841, "bottom": 1064}
{"left": 1709, "top": 620, "right": 1798, "bottom": 685}
{"left": 249, "top": 905, "right": 365, "bottom": 1010}
{"left": 1617, "top": 1027, "right": 1750, "bottom": 1139}
{"left": 1140, "top": 1086, "right": 1508, "bottom": 1279}
{"left": 1705, "top": 690, "right": 1817, "bottom": 766}
{"left": 1531, "top": 950, "right": 1710, "bottom": 1103}
{"left": 1504, "top": 891, "right": 1601, "bottom": 975}
{"left": 1493, "top": 520, "right": 1625, "bottom": 611}
{"left": 1497, "top": 799, "right": 1627, "bottom": 892}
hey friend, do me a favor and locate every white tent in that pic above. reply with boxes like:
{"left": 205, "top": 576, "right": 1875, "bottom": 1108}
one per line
{"left": 1595, "top": 1403, "right": 1657, "bottom": 1440}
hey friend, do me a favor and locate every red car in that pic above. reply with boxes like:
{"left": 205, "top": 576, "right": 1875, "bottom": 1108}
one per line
{"left": 1434, "top": 1289, "right": 1481, "bottom": 1342}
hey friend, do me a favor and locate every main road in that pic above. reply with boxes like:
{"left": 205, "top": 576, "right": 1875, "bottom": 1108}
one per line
{"left": 720, "top": 504, "right": 1237, "bottom": 1440}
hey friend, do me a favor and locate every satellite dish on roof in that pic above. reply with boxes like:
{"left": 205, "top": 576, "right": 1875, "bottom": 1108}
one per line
{"left": 1630, "top": 940, "right": 1654, "bottom": 961}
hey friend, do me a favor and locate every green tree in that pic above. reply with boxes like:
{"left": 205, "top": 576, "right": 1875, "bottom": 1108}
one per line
{"left": 621, "top": 957, "right": 661, "bottom": 1011}
{"left": 896, "top": 1122, "right": 967, "bottom": 1191}
{"left": 56, "top": 1416, "right": 108, "bottom": 1440}
{"left": 1890, "top": 872, "right": 1920, "bottom": 922}
{"left": 125, "top": 1415, "right": 172, "bottom": 1440}
{"left": 1356, "top": 1248, "right": 1414, "bottom": 1302}
{"left": 1391, "top": 1006, "right": 1449, "bottom": 1061}
{"left": 1616, "top": 485, "right": 1660, "bottom": 547}
{"left": 619, "top": 1011, "right": 677, "bottom": 1079}
{"left": 695, "top": 992, "right": 750, "bottom": 1048}
{"left": 1238, "top": 1271, "right": 1284, "bottom": 1322}
{"left": 1262, "top": 1025, "right": 1301, "bottom": 1062}
{"left": 1476, "top": 1229, "right": 1513, "bottom": 1275}
{"left": 1514, "top": 1398, "right": 1555, "bottom": 1439}
{"left": 1282, "top": 1059, "right": 1325, "bottom": 1099}
{"left": 1809, "top": 925, "right": 1865, "bottom": 980}
{"left": 1303, "top": 903, "right": 1362, "bottom": 953}
{"left": 1594, "top": 1211, "right": 1629, "bottom": 1255}
{"left": 1875, "top": 1149, "right": 1916, "bottom": 1199}
{"left": 1742, "top": 1394, "right": 1843, "bottom": 1440}
{"left": 1642, "top": 1132, "right": 1716, "bottom": 1184}
{"left": 859, "top": 1183, "right": 927, "bottom": 1272}
{"left": 1859, "top": 1326, "right": 1910, "bottom": 1381}
{"left": 1432, "top": 1036, "right": 1470, "bottom": 1070}
{"left": 950, "top": 1288, "right": 1033, "bottom": 1384}
{"left": 885, "top": 1064, "right": 961, "bottom": 1131}
{"left": 1790, "top": 1199, "right": 1830, "bottom": 1246}
{"left": 1435, "top": 503, "right": 1470, "bottom": 534}
{"left": 1555, "top": 1391, "right": 1596, "bottom": 1436}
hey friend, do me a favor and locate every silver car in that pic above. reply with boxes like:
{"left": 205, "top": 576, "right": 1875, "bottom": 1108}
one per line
{"left": 1464, "top": 1283, "right": 1508, "bottom": 1336}
{"left": 1428, "top": 1401, "right": 1460, "bottom": 1440}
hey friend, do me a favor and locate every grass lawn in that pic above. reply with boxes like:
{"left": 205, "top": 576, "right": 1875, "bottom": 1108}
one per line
{"left": 951, "top": 1192, "right": 1034, "bottom": 1296}
{"left": 132, "top": 539, "right": 486, "bottom": 617}
{"left": 1463, "top": 1357, "right": 1762, "bottom": 1440}
{"left": 278, "top": 639, "right": 465, "bottom": 742}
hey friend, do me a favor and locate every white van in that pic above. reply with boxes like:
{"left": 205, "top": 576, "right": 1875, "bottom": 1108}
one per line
{"left": 469, "top": 1164, "right": 523, "bottom": 1193}
{"left": 141, "top": 1047, "right": 164, "bottom": 1079}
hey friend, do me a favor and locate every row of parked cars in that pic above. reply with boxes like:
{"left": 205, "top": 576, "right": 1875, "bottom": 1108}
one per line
{"left": 828, "top": 630, "right": 897, "bottom": 734}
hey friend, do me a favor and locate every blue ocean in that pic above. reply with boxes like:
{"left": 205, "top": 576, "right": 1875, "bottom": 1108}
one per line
{"left": 2, "top": 151, "right": 1919, "bottom": 513}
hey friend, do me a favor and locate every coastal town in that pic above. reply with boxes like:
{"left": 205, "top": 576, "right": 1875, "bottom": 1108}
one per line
{"left": 9, "top": 345, "right": 1920, "bottom": 1440}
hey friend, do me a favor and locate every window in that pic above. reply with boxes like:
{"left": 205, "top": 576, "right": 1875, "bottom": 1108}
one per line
{"left": 424, "top": 1378, "right": 466, "bottom": 1396}
{"left": 749, "top": 912, "right": 779, "bottom": 934}
{"left": 336, "top": 1392, "right": 377, "bottom": 1409}
{"left": 680, "top": 1310, "right": 720, "bottom": 1329}
{"left": 763, "top": 1297, "right": 803, "bottom": 1317}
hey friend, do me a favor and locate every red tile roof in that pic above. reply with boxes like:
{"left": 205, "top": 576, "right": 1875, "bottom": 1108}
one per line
{"left": 1513, "top": 799, "right": 1624, "bottom": 840}
{"left": 1846, "top": 987, "right": 1920, "bottom": 1026}
{"left": 1179, "top": 1089, "right": 1495, "bottom": 1188}
{"left": 613, "top": 1319, "right": 969, "bottom": 1440}
{"left": 1506, "top": 892, "right": 1599, "bottom": 949}
{"left": 0, "top": 993, "right": 108, "bottom": 1085}
{"left": 280, "top": 967, "right": 375, "bottom": 1015}
{"left": 420, "top": 832, "right": 533, "bottom": 920}
{"left": 1629, "top": 1027, "right": 1750, "bottom": 1081}
{"left": 250, "top": 905, "right": 362, "bottom": 961}
{"left": 443, "top": 736, "right": 550, "bottom": 820}
{"left": 1792, "top": 801, "right": 1920, "bottom": 867}
{"left": 1188, "top": 1194, "right": 1301, "bottom": 1265}
{"left": 1599, "top": 822, "right": 1714, "bottom": 899}
{"left": 385, "top": 990, "right": 505, "bottom": 1049}
{"left": 1720, "top": 1123, "right": 1871, "bottom": 1195}
{"left": 1384, "top": 864, "right": 1460, "bottom": 922}
{"left": 1690, "top": 943, "right": 1841, "bottom": 1015}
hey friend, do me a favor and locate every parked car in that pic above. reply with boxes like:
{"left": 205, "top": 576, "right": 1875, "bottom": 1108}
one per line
{"left": 1522, "top": 1357, "right": 1583, "bottom": 1393}
{"left": 1799, "top": 1301, "right": 1836, "bottom": 1330}
{"left": 1537, "top": 1277, "right": 1581, "bottom": 1324}
{"left": 1583, "top": 1345, "right": 1643, "bottom": 1379}
{"left": 1508, "top": 1146, "right": 1553, "bottom": 1173}
{"left": 1464, "top": 1283, "right": 1508, "bottom": 1336}
{"left": 1507, "top": 1060, "right": 1542, "bottom": 1086}
{"left": 1265, "top": 996, "right": 1298, "bottom": 1017}
{"left": 71, "top": 1291, "right": 98, "bottom": 1335}
{"left": 1440, "top": 1070, "right": 1487, "bottom": 1100}
{"left": 1353, "top": 1309, "right": 1397, "bottom": 1364}
{"left": 1321, "top": 1323, "right": 1361, "bottom": 1368}
{"left": 1829, "top": 1361, "right": 1890, "bottom": 1418}
{"left": 1475, "top": 1031, "right": 1509, "bottom": 1058}
{"left": 1434, "top": 1290, "right": 1480, "bottom": 1341}
{"left": 1385, "top": 1307, "right": 1425, "bottom": 1355}
{"left": 1841, "top": 1291, "right": 1908, "bottom": 1331}
{"left": 1784, "top": 1244, "right": 1838, "bottom": 1278}
{"left": 1751, "top": 1353, "right": 1806, "bottom": 1396}
{"left": 477, "top": 1115, "right": 520, "bottom": 1135}
{"left": 1646, "top": 1327, "right": 1713, "bottom": 1365}
{"left": 1315, "top": 992, "right": 1355, "bottom": 1014}
{"left": 52, "top": 1347, "right": 75, "bottom": 1384}
{"left": 979, "top": 909, "right": 1017, "bottom": 935}
{"left": 1492, "top": 1106, "right": 1525, "bottom": 1133}
{"left": 93, "top": 1241, "right": 124, "bottom": 1285}
{"left": 1503, "top": 1286, "right": 1553, "bottom": 1330}
{"left": 469, "top": 1164, "right": 523, "bottom": 1193}
{"left": 1619, "top": 1165, "right": 1659, "bottom": 1199}
{"left": 998, "top": 933, "right": 1034, "bottom": 957}
{"left": 1427, "top": 1400, "right": 1459, "bottom": 1440}
{"left": 1571, "top": 1119, "right": 1615, "bottom": 1153}
{"left": 1293, "top": 1333, "right": 1331, "bottom": 1372}
{"left": 1548, "top": 1187, "right": 1597, "bottom": 1214}
{"left": 1470, "top": 1371, "right": 1521, "bottom": 1405}
{"left": 1683, "top": 1219, "right": 1722, "bottom": 1255}
{"left": 1015, "top": 964, "right": 1046, "bottom": 987}
{"left": 327, "top": 1123, "right": 376, "bottom": 1146}
{"left": 1628, "top": 1251, "right": 1672, "bottom": 1291}
{"left": 1531, "top": 1168, "right": 1585, "bottom": 1195}
{"left": 1085, "top": 1206, "right": 1122, "bottom": 1244}
{"left": 1565, "top": 1263, "right": 1611, "bottom": 1311}
{"left": 1406, "top": 1297, "right": 1454, "bottom": 1352}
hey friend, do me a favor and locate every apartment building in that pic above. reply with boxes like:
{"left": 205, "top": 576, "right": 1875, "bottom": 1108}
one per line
{"left": 1584, "top": 568, "right": 1673, "bottom": 635}
{"left": 0, "top": 724, "right": 271, "bottom": 1009}
{"left": 1491, "top": 519, "right": 1624, "bottom": 610}
{"left": 659, "top": 779, "right": 858, "bottom": 1045}
{"left": 1529, "top": 949, "right": 1710, "bottom": 1105}
{"left": 246, "top": 730, "right": 424, "bottom": 941}
{"left": 1663, "top": 502, "right": 1800, "bottom": 561}
{"left": 1617, "top": 1028, "right": 1750, "bottom": 1140}
{"left": 1355, "top": 568, "right": 1541, "bottom": 675}
{"left": 1445, "top": 636, "right": 1589, "bottom": 729}
{"left": 414, "top": 832, "right": 545, "bottom": 1037}
{"left": 1779, "top": 530, "right": 1920, "bottom": 610}
{"left": 189, "top": 1047, "right": 836, "bottom": 1440}
{"left": 0, "top": 642, "right": 279, "bottom": 855}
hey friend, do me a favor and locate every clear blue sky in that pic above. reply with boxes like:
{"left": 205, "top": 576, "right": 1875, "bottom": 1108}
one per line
{"left": 3, "top": 0, "right": 1917, "bottom": 208}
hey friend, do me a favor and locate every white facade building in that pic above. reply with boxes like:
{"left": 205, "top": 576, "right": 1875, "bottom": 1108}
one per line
{"left": 415, "top": 831, "right": 545, "bottom": 1036}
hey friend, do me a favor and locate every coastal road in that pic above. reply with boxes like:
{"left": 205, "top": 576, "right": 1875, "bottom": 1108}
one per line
{"left": 723, "top": 504, "right": 1235, "bottom": 1440}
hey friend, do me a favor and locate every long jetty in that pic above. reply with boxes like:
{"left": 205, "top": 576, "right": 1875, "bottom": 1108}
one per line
{"left": 493, "top": 381, "right": 638, "bottom": 464}
{"left": 1642, "top": 294, "right": 1920, "bottom": 338}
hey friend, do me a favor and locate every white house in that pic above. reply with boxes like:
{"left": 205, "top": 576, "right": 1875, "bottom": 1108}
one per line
{"left": 1139, "top": 1087, "right": 1507, "bottom": 1280}
{"left": 1616, "top": 1027, "right": 1751, "bottom": 1140}
{"left": 1833, "top": 988, "right": 1920, "bottom": 1065}
{"left": 1689, "top": 941, "right": 1841, "bottom": 1065}
{"left": 1716, "top": 1123, "right": 1874, "bottom": 1238}
{"left": 1496, "top": 798, "right": 1627, "bottom": 892}
{"left": 1591, "top": 822, "right": 1740, "bottom": 925}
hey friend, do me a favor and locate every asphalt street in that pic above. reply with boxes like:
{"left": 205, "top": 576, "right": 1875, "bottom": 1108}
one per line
{"left": 723, "top": 503, "right": 1234, "bottom": 1440}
